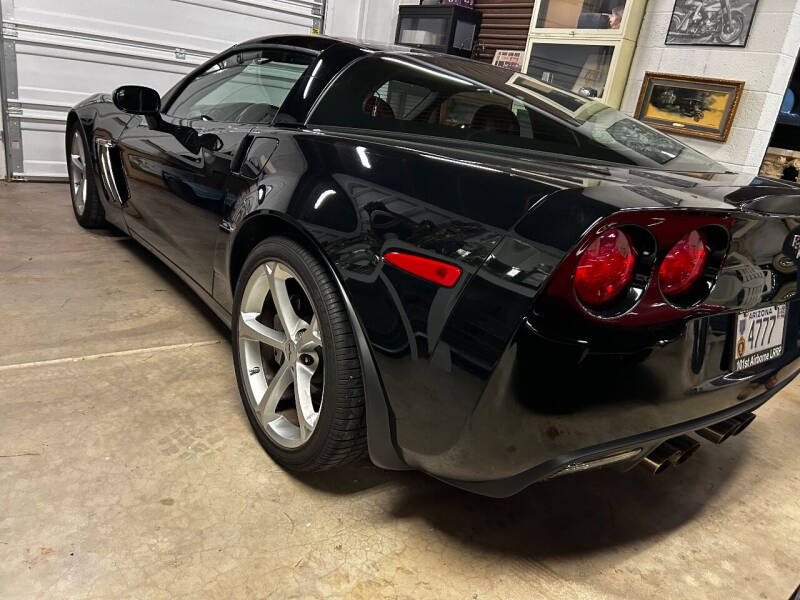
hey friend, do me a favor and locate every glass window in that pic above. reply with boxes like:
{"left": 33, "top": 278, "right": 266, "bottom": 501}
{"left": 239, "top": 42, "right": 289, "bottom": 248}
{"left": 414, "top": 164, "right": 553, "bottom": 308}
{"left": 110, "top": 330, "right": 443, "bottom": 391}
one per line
{"left": 167, "top": 48, "right": 313, "bottom": 123}
{"left": 527, "top": 43, "right": 614, "bottom": 99}
{"left": 309, "top": 55, "right": 724, "bottom": 172}
{"left": 453, "top": 20, "right": 477, "bottom": 52}
{"left": 397, "top": 16, "right": 448, "bottom": 46}
{"left": 535, "top": 0, "right": 627, "bottom": 30}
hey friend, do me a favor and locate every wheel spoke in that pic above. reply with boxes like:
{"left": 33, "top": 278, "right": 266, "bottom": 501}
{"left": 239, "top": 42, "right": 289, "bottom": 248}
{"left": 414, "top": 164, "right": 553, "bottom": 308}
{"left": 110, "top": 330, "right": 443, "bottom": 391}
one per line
{"left": 297, "top": 314, "right": 322, "bottom": 352}
{"left": 266, "top": 261, "right": 304, "bottom": 338}
{"left": 239, "top": 312, "right": 285, "bottom": 349}
{"left": 76, "top": 177, "right": 86, "bottom": 208}
{"left": 70, "top": 153, "right": 84, "bottom": 173}
{"left": 294, "top": 361, "right": 319, "bottom": 441}
{"left": 71, "top": 134, "right": 82, "bottom": 157}
{"left": 259, "top": 361, "right": 292, "bottom": 421}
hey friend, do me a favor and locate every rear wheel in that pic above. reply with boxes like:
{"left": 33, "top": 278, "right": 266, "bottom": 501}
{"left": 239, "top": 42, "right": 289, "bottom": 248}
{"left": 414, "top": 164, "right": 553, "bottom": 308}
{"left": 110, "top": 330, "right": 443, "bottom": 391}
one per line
{"left": 232, "top": 237, "right": 367, "bottom": 471}
{"left": 67, "top": 123, "right": 104, "bottom": 228}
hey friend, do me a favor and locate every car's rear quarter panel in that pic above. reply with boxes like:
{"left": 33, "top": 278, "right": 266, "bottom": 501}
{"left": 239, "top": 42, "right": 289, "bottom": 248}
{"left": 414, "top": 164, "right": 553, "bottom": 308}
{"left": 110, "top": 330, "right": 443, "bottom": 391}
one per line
{"left": 400, "top": 185, "right": 800, "bottom": 484}
{"left": 233, "top": 128, "right": 800, "bottom": 485}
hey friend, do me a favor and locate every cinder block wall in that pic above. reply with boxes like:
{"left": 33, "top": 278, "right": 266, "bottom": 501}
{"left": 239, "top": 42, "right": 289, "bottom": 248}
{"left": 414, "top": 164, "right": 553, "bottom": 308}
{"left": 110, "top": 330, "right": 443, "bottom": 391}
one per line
{"left": 620, "top": 0, "right": 800, "bottom": 174}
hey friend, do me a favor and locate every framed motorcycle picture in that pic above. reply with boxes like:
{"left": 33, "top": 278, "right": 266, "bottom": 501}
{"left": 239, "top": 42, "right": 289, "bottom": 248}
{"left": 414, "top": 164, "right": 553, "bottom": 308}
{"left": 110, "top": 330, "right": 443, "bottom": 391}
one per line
{"left": 634, "top": 72, "right": 745, "bottom": 142}
{"left": 665, "top": 0, "right": 760, "bottom": 47}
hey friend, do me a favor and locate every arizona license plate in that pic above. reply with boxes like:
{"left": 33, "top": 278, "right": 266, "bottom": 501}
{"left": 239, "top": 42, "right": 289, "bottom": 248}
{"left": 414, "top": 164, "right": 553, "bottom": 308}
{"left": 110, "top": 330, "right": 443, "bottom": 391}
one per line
{"left": 732, "top": 304, "right": 787, "bottom": 371}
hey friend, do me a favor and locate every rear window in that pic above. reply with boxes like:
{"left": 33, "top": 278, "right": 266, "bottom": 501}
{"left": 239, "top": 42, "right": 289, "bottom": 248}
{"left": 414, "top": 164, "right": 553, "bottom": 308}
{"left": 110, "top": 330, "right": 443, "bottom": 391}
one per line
{"left": 309, "top": 54, "right": 724, "bottom": 172}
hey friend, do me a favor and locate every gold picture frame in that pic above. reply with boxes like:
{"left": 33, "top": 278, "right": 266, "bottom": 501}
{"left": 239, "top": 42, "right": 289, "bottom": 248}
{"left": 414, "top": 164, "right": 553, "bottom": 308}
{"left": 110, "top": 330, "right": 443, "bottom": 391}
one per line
{"left": 634, "top": 72, "right": 744, "bottom": 142}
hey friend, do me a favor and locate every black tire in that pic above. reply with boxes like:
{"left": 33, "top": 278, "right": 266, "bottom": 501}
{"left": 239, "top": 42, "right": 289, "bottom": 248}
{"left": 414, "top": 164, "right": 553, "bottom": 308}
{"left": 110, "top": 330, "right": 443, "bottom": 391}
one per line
{"left": 66, "top": 121, "right": 105, "bottom": 228}
{"left": 232, "top": 236, "right": 367, "bottom": 471}
{"left": 717, "top": 12, "right": 744, "bottom": 44}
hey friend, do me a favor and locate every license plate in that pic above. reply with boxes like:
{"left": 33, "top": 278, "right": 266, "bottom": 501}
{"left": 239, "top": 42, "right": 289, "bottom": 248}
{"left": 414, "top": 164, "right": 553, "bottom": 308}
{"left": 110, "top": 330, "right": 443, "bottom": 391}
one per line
{"left": 732, "top": 304, "right": 787, "bottom": 371}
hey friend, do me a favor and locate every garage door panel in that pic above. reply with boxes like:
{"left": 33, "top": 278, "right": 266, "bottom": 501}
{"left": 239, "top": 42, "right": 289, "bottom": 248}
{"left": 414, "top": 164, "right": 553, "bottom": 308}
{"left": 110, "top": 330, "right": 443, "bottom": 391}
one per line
{"left": 19, "top": 122, "right": 65, "bottom": 178}
{"left": 16, "top": 44, "right": 196, "bottom": 104}
{"left": 1, "top": 0, "right": 324, "bottom": 180}
{"left": 10, "top": 0, "right": 320, "bottom": 49}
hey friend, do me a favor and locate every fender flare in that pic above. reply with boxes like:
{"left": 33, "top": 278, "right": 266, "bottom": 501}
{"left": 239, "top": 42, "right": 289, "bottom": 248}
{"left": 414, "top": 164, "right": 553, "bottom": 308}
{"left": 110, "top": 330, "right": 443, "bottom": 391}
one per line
{"left": 229, "top": 211, "right": 410, "bottom": 470}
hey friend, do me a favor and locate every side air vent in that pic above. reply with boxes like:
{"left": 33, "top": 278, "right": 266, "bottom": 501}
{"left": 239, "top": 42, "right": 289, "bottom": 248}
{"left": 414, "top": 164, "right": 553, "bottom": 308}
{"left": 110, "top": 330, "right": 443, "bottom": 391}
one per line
{"left": 95, "top": 138, "right": 130, "bottom": 206}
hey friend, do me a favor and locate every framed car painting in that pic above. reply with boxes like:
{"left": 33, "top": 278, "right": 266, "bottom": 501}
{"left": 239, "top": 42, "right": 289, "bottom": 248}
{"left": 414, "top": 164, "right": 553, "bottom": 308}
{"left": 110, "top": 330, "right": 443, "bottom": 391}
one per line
{"left": 634, "top": 72, "right": 744, "bottom": 142}
{"left": 665, "top": 0, "right": 760, "bottom": 47}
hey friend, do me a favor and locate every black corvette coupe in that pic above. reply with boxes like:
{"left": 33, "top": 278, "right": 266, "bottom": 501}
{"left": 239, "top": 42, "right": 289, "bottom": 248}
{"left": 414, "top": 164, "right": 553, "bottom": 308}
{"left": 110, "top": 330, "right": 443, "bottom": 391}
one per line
{"left": 66, "top": 35, "right": 800, "bottom": 497}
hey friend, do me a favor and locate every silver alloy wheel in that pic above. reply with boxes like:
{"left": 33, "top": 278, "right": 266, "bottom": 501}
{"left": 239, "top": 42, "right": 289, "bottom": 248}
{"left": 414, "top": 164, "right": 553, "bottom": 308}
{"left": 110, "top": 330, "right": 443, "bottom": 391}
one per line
{"left": 69, "top": 130, "right": 87, "bottom": 215}
{"left": 238, "top": 260, "right": 324, "bottom": 448}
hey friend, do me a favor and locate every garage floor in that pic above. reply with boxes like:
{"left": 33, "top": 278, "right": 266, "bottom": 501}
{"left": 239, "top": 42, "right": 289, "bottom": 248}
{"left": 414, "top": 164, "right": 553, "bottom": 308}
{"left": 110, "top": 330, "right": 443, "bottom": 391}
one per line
{"left": 1, "top": 182, "right": 799, "bottom": 599}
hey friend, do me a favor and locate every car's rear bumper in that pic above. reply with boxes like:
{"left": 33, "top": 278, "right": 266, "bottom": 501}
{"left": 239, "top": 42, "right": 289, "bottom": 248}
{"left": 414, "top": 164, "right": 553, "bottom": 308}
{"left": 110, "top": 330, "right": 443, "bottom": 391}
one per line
{"left": 389, "top": 302, "right": 800, "bottom": 497}
{"left": 431, "top": 374, "right": 792, "bottom": 497}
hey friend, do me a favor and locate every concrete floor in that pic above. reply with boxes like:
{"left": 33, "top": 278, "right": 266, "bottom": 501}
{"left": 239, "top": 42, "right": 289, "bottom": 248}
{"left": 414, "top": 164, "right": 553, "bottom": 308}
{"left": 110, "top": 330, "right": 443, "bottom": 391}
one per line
{"left": 1, "top": 182, "right": 799, "bottom": 599}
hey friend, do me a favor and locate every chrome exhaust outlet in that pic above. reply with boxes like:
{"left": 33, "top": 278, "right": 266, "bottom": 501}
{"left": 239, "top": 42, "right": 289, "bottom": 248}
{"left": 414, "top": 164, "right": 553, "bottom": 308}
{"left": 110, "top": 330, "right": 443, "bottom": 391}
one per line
{"left": 639, "top": 442, "right": 683, "bottom": 474}
{"left": 667, "top": 435, "right": 700, "bottom": 464}
{"left": 730, "top": 412, "right": 756, "bottom": 436}
{"left": 695, "top": 419, "right": 741, "bottom": 444}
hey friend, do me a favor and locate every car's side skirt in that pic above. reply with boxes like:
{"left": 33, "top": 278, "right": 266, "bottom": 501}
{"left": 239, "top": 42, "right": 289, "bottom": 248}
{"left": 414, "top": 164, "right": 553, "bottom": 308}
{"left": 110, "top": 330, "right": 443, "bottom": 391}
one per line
{"left": 129, "top": 229, "right": 232, "bottom": 328}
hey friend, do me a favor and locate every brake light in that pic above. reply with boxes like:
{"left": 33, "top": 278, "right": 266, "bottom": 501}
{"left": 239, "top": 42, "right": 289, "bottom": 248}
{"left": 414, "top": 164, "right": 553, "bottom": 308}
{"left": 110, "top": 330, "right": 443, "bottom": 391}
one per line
{"left": 574, "top": 228, "right": 636, "bottom": 306}
{"left": 384, "top": 252, "right": 462, "bottom": 287}
{"left": 658, "top": 230, "right": 708, "bottom": 297}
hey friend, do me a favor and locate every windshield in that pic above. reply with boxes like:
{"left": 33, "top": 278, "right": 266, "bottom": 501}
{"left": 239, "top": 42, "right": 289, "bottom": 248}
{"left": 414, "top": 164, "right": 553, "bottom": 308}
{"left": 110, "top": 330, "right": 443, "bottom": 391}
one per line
{"left": 309, "top": 52, "right": 726, "bottom": 173}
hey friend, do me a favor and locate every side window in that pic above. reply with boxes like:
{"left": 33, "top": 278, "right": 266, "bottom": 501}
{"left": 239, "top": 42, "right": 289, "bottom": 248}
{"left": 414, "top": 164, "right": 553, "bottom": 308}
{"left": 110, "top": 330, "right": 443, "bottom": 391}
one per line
{"left": 167, "top": 48, "right": 313, "bottom": 124}
{"left": 309, "top": 55, "right": 592, "bottom": 158}
{"left": 372, "top": 80, "right": 435, "bottom": 121}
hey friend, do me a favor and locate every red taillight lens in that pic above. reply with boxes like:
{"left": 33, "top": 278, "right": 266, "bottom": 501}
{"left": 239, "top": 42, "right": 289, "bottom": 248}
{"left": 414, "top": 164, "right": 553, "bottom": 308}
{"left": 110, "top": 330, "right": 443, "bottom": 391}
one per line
{"left": 658, "top": 230, "right": 708, "bottom": 297}
{"left": 384, "top": 252, "right": 462, "bottom": 287}
{"left": 574, "top": 228, "right": 636, "bottom": 306}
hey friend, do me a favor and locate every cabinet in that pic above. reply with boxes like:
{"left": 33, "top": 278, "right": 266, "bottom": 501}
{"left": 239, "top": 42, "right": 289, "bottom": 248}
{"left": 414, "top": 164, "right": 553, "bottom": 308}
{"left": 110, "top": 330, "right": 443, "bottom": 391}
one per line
{"left": 522, "top": 0, "right": 646, "bottom": 108}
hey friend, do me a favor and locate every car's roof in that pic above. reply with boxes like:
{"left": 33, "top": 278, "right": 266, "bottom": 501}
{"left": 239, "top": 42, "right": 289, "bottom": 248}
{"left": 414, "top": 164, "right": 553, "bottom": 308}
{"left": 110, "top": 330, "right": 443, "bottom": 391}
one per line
{"left": 237, "top": 33, "right": 433, "bottom": 55}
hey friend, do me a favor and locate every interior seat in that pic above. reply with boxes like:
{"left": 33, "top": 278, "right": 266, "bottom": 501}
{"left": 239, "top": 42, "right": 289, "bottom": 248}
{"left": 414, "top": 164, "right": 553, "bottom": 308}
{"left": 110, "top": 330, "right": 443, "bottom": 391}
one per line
{"left": 470, "top": 104, "right": 520, "bottom": 136}
{"left": 364, "top": 96, "right": 395, "bottom": 119}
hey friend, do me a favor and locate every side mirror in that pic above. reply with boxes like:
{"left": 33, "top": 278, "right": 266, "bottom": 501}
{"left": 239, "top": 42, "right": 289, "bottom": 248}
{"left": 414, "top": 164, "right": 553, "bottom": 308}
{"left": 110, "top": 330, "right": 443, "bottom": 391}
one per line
{"left": 112, "top": 85, "right": 161, "bottom": 115}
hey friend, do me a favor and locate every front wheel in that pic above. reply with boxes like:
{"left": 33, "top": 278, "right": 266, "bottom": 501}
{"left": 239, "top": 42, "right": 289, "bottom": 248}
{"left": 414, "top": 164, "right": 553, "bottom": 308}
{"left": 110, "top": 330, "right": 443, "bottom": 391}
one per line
{"left": 718, "top": 12, "right": 744, "bottom": 44}
{"left": 232, "top": 237, "right": 367, "bottom": 471}
{"left": 66, "top": 123, "right": 105, "bottom": 228}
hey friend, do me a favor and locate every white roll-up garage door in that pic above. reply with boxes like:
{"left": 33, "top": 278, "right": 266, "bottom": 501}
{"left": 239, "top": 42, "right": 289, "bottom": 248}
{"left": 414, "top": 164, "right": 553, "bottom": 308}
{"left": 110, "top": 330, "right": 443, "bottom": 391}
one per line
{"left": 0, "top": 0, "right": 325, "bottom": 180}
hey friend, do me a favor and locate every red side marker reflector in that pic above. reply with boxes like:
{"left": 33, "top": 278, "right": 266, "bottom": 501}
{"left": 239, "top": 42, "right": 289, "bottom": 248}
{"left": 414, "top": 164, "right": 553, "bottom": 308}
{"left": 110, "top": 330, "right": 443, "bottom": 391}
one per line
{"left": 384, "top": 252, "right": 462, "bottom": 287}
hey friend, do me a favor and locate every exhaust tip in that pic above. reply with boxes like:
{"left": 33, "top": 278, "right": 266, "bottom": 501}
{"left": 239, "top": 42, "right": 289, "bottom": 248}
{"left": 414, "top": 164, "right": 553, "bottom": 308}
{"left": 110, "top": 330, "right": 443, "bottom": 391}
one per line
{"left": 669, "top": 435, "right": 700, "bottom": 464}
{"left": 730, "top": 412, "right": 756, "bottom": 436}
{"left": 640, "top": 454, "right": 672, "bottom": 474}
{"left": 640, "top": 435, "right": 702, "bottom": 474}
{"left": 639, "top": 441, "right": 683, "bottom": 474}
{"left": 695, "top": 419, "right": 741, "bottom": 444}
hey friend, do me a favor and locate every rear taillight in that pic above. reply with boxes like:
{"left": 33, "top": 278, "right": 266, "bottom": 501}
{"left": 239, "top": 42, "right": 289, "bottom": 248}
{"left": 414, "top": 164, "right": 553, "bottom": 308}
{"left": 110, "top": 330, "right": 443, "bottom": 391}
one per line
{"left": 658, "top": 230, "right": 708, "bottom": 297}
{"left": 574, "top": 228, "right": 636, "bottom": 306}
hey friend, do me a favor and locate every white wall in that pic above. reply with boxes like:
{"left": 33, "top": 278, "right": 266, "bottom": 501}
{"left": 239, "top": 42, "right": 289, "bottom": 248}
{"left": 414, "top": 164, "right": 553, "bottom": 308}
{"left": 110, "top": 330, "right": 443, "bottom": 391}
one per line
{"left": 325, "top": 0, "right": 418, "bottom": 43}
{"left": 620, "top": 0, "right": 800, "bottom": 174}
{"left": 0, "top": 102, "right": 5, "bottom": 180}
